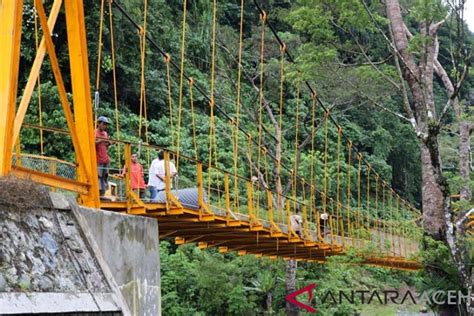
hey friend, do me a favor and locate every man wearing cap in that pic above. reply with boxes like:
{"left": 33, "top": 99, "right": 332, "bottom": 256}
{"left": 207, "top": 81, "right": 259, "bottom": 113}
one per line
{"left": 96, "top": 116, "right": 111, "bottom": 197}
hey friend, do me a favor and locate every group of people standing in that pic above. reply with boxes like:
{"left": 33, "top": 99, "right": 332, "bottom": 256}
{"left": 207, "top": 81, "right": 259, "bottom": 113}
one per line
{"left": 95, "top": 115, "right": 329, "bottom": 238}
{"left": 95, "top": 116, "right": 177, "bottom": 200}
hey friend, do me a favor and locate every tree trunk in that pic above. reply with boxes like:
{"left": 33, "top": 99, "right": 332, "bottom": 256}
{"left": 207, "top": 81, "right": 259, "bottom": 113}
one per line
{"left": 420, "top": 139, "right": 448, "bottom": 239}
{"left": 459, "top": 121, "right": 472, "bottom": 201}
{"left": 469, "top": 268, "right": 474, "bottom": 315}
{"left": 285, "top": 259, "right": 298, "bottom": 316}
{"left": 266, "top": 292, "right": 273, "bottom": 314}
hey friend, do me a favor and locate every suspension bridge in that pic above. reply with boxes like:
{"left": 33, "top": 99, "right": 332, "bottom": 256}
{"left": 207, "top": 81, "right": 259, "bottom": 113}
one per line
{"left": 1, "top": 0, "right": 425, "bottom": 270}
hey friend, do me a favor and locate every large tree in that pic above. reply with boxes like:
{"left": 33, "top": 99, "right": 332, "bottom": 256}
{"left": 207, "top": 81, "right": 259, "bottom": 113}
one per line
{"left": 384, "top": 0, "right": 471, "bottom": 299}
{"left": 286, "top": 0, "right": 472, "bottom": 313}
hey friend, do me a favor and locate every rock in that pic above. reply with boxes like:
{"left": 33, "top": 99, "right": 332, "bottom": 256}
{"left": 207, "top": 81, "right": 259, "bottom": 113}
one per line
{"left": 0, "top": 274, "right": 7, "bottom": 291}
{"left": 7, "top": 233, "right": 19, "bottom": 245}
{"left": 61, "top": 226, "right": 73, "bottom": 240}
{"left": 0, "top": 208, "right": 111, "bottom": 295}
{"left": 7, "top": 247, "right": 16, "bottom": 258}
{"left": 73, "top": 247, "right": 84, "bottom": 254}
{"left": 5, "top": 266, "right": 18, "bottom": 284}
{"left": 5, "top": 222, "right": 20, "bottom": 244}
{"left": 0, "top": 250, "right": 10, "bottom": 264}
{"left": 5, "top": 221, "right": 20, "bottom": 234}
{"left": 17, "top": 252, "right": 26, "bottom": 262}
{"left": 5, "top": 212, "right": 19, "bottom": 222}
{"left": 58, "top": 277, "right": 75, "bottom": 291}
{"left": 24, "top": 214, "right": 39, "bottom": 229}
{"left": 36, "top": 276, "right": 53, "bottom": 291}
{"left": 42, "top": 254, "right": 56, "bottom": 270}
{"left": 26, "top": 250, "right": 36, "bottom": 263}
{"left": 68, "top": 240, "right": 84, "bottom": 254}
{"left": 16, "top": 262, "right": 28, "bottom": 273}
{"left": 81, "top": 260, "right": 91, "bottom": 274}
{"left": 18, "top": 274, "right": 31, "bottom": 290}
{"left": 6, "top": 267, "right": 17, "bottom": 277}
{"left": 40, "top": 232, "right": 58, "bottom": 255}
{"left": 38, "top": 216, "right": 53, "bottom": 229}
{"left": 26, "top": 251, "right": 46, "bottom": 275}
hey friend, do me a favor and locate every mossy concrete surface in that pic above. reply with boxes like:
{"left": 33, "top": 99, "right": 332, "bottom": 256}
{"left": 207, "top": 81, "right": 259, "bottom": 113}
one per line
{"left": 75, "top": 206, "right": 161, "bottom": 316}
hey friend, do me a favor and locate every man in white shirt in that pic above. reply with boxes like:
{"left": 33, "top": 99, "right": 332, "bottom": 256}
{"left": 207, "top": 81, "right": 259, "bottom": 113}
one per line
{"left": 320, "top": 212, "right": 330, "bottom": 237}
{"left": 148, "top": 151, "right": 178, "bottom": 200}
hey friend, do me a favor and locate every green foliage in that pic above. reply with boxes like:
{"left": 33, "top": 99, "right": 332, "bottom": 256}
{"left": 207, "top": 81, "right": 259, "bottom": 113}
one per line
{"left": 160, "top": 241, "right": 419, "bottom": 314}
{"left": 16, "top": 0, "right": 474, "bottom": 313}
{"left": 18, "top": 0, "right": 426, "bottom": 205}
{"left": 160, "top": 241, "right": 275, "bottom": 314}
{"left": 419, "top": 238, "right": 459, "bottom": 282}
{"left": 410, "top": 0, "right": 447, "bottom": 22}
{"left": 416, "top": 237, "right": 469, "bottom": 313}
{"left": 287, "top": 3, "right": 335, "bottom": 43}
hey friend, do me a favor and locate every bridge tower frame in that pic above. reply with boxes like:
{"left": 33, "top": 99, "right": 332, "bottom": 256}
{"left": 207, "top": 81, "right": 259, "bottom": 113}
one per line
{"left": 0, "top": 0, "right": 100, "bottom": 207}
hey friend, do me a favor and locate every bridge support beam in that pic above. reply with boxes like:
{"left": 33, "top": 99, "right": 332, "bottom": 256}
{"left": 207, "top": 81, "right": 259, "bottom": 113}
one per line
{"left": 64, "top": 0, "right": 100, "bottom": 207}
{"left": 0, "top": 0, "right": 23, "bottom": 176}
{"left": 12, "top": 0, "right": 63, "bottom": 145}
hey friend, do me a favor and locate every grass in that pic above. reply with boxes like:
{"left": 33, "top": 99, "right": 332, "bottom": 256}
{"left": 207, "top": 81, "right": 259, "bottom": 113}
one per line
{"left": 360, "top": 302, "right": 426, "bottom": 316}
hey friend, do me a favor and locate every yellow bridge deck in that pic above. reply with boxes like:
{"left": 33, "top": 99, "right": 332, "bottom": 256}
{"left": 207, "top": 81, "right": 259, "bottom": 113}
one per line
{"left": 100, "top": 199, "right": 421, "bottom": 271}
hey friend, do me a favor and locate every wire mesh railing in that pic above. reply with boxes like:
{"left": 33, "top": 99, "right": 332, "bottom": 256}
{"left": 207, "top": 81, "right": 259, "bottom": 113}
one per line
{"left": 12, "top": 153, "right": 76, "bottom": 180}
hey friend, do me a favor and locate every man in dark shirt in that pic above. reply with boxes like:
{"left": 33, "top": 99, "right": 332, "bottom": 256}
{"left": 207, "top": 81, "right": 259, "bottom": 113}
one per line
{"left": 95, "top": 116, "right": 111, "bottom": 197}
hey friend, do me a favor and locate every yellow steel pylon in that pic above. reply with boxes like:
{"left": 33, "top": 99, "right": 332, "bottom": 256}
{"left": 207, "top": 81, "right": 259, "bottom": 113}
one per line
{"left": 0, "top": 0, "right": 99, "bottom": 207}
{"left": 0, "top": 0, "right": 23, "bottom": 176}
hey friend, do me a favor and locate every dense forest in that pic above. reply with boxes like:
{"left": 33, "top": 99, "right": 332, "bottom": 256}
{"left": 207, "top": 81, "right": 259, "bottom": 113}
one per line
{"left": 17, "top": 0, "right": 473, "bottom": 314}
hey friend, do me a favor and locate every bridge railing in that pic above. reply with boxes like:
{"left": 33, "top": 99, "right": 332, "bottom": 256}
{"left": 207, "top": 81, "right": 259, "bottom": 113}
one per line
{"left": 12, "top": 153, "right": 76, "bottom": 180}
{"left": 11, "top": 135, "right": 421, "bottom": 260}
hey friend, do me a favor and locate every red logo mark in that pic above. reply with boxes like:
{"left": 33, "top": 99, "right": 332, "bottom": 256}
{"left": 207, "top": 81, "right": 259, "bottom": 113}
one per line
{"left": 285, "top": 283, "right": 317, "bottom": 313}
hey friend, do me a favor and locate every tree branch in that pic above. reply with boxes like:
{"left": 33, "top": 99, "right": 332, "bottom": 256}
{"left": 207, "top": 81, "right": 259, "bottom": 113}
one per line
{"left": 393, "top": 48, "right": 417, "bottom": 124}
{"left": 353, "top": 36, "right": 401, "bottom": 91}
{"left": 361, "top": 0, "right": 421, "bottom": 85}
{"left": 430, "top": 14, "right": 449, "bottom": 36}
{"left": 435, "top": 45, "right": 471, "bottom": 123}
{"left": 338, "top": 74, "right": 413, "bottom": 123}
{"left": 338, "top": 55, "right": 393, "bottom": 67}
{"left": 246, "top": 152, "right": 269, "bottom": 190}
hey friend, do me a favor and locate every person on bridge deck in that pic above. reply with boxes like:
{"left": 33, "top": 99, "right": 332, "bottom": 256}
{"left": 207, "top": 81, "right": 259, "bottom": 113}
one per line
{"left": 120, "top": 153, "right": 147, "bottom": 199}
{"left": 148, "top": 150, "right": 178, "bottom": 200}
{"left": 95, "top": 116, "right": 111, "bottom": 197}
{"left": 290, "top": 205, "right": 303, "bottom": 237}
{"left": 320, "top": 212, "right": 330, "bottom": 238}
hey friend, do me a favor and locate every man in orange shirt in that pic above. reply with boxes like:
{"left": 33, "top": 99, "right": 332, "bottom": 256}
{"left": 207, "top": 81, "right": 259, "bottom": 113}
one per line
{"left": 95, "top": 116, "right": 111, "bottom": 197}
{"left": 121, "top": 153, "right": 147, "bottom": 199}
